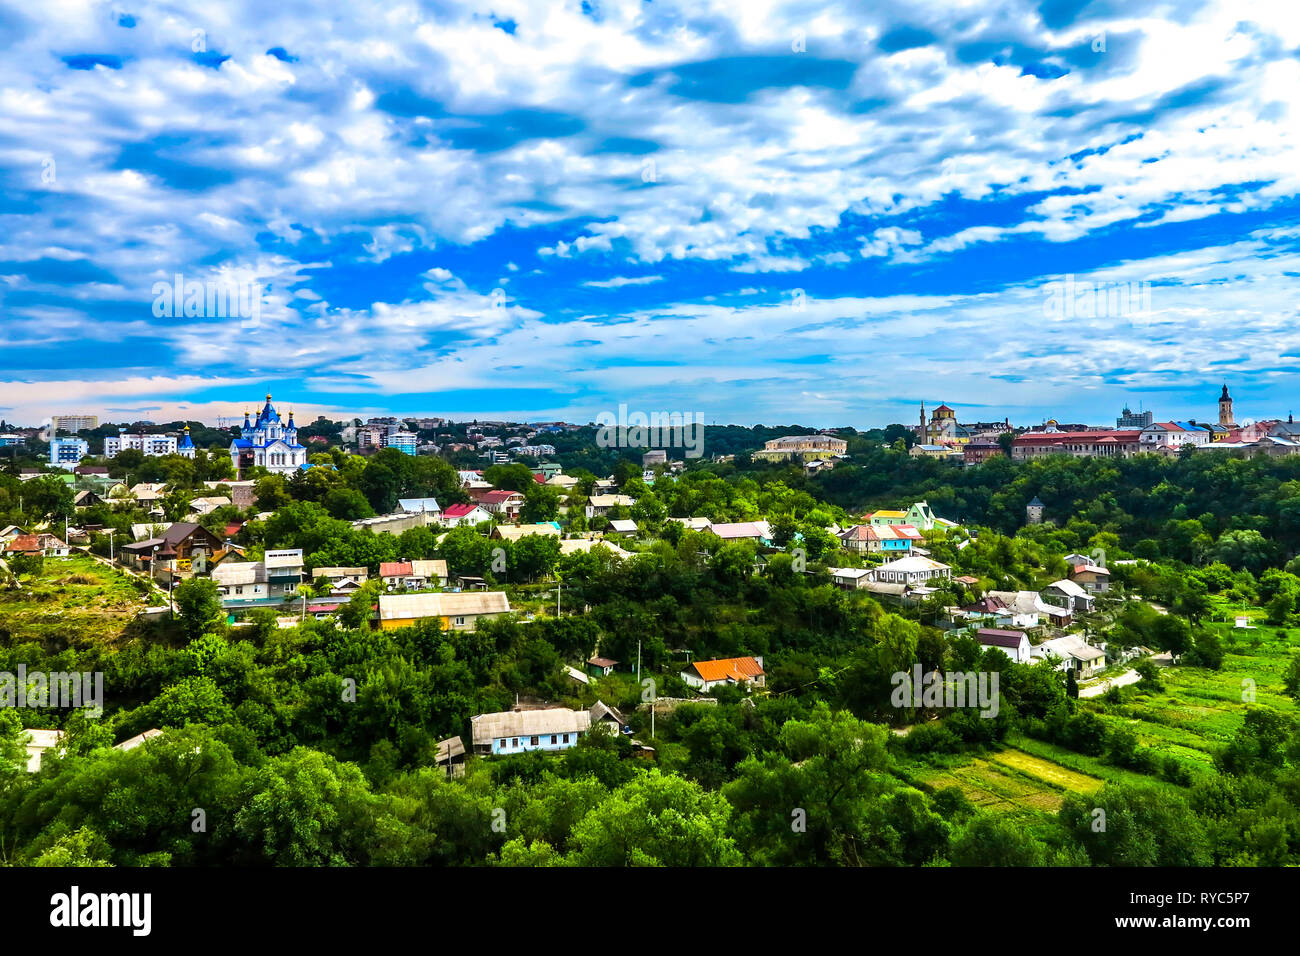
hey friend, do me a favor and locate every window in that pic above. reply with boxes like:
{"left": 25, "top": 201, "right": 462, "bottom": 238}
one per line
{"left": 551, "top": 735, "right": 557, "bottom": 744}
{"left": 530, "top": 736, "right": 539, "bottom": 746}
{"left": 562, "top": 734, "right": 569, "bottom": 743}
{"left": 454, "top": 616, "right": 466, "bottom": 626}
{"left": 511, "top": 738, "right": 518, "bottom": 748}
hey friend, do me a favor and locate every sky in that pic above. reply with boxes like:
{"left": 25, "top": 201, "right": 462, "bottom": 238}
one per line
{"left": 2, "top": 0, "right": 1300, "bottom": 430}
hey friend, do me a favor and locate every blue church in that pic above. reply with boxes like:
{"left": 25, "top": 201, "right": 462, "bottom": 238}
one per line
{"left": 229, "top": 394, "right": 307, "bottom": 477}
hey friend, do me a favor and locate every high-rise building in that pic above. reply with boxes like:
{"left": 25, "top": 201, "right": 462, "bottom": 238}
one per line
{"left": 50, "top": 414, "right": 98, "bottom": 433}
{"left": 104, "top": 431, "right": 179, "bottom": 457}
{"left": 1117, "top": 406, "right": 1153, "bottom": 428}
{"left": 49, "top": 437, "right": 89, "bottom": 468}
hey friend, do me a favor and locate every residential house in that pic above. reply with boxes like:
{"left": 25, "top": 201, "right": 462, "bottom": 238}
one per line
{"left": 311, "top": 566, "right": 370, "bottom": 593}
{"left": 666, "top": 517, "right": 713, "bottom": 532}
{"left": 586, "top": 493, "right": 636, "bottom": 519}
{"left": 440, "top": 503, "right": 492, "bottom": 527}
{"left": 589, "top": 700, "right": 628, "bottom": 735}
{"left": 709, "top": 520, "right": 773, "bottom": 544}
{"left": 470, "top": 708, "right": 591, "bottom": 755}
{"left": 397, "top": 497, "right": 442, "bottom": 517}
{"left": 607, "top": 518, "right": 638, "bottom": 536}
{"left": 829, "top": 567, "right": 874, "bottom": 590}
{"left": 491, "top": 523, "right": 561, "bottom": 543}
{"left": 471, "top": 489, "right": 525, "bottom": 521}
{"left": 4, "top": 533, "right": 71, "bottom": 558}
{"left": 1068, "top": 562, "right": 1111, "bottom": 593}
{"left": 1042, "top": 578, "right": 1095, "bottom": 615}
{"left": 975, "top": 628, "right": 1033, "bottom": 663}
{"left": 986, "top": 590, "right": 1056, "bottom": 628}
{"left": 377, "top": 590, "right": 512, "bottom": 631}
{"left": 22, "top": 728, "right": 64, "bottom": 772}
{"left": 263, "top": 549, "right": 305, "bottom": 596}
{"left": 867, "top": 556, "right": 952, "bottom": 586}
{"left": 681, "top": 656, "right": 766, "bottom": 692}
{"left": 379, "top": 559, "right": 449, "bottom": 590}
{"left": 1033, "top": 634, "right": 1107, "bottom": 678}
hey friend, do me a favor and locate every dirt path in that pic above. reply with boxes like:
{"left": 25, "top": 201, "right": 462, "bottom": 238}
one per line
{"left": 1078, "top": 669, "right": 1141, "bottom": 698}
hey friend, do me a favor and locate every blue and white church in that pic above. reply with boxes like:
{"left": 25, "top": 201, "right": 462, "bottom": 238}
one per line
{"left": 229, "top": 394, "right": 307, "bottom": 477}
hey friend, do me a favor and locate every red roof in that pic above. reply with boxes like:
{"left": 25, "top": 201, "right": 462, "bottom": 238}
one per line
{"left": 443, "top": 503, "right": 481, "bottom": 518}
{"left": 976, "top": 628, "right": 1027, "bottom": 648}
{"left": 474, "top": 489, "right": 522, "bottom": 504}
{"left": 380, "top": 561, "right": 412, "bottom": 577}
{"left": 4, "top": 533, "right": 65, "bottom": 553}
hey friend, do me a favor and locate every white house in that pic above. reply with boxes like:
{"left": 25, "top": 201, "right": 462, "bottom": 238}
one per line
{"left": 440, "top": 503, "right": 493, "bottom": 527}
{"left": 681, "top": 656, "right": 765, "bottom": 692}
{"left": 470, "top": 708, "right": 591, "bottom": 755}
{"left": 867, "top": 556, "right": 952, "bottom": 586}
{"left": 1033, "top": 634, "right": 1107, "bottom": 678}
{"left": 975, "top": 628, "right": 1033, "bottom": 663}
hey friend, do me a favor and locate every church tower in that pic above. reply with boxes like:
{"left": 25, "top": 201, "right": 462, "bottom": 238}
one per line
{"left": 1218, "top": 384, "right": 1234, "bottom": 427}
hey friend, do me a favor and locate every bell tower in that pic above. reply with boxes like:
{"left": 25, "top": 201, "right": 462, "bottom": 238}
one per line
{"left": 1218, "top": 384, "right": 1233, "bottom": 427}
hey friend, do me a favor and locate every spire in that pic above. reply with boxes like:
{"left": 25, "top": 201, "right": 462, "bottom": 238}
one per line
{"left": 1220, "top": 383, "right": 1230, "bottom": 401}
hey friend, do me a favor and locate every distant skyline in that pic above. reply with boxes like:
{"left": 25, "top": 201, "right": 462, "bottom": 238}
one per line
{"left": 3, "top": 1, "right": 1300, "bottom": 427}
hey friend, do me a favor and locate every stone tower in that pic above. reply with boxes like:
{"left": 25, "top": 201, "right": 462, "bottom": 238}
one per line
{"left": 1218, "top": 384, "right": 1234, "bottom": 427}
{"left": 1026, "top": 496, "right": 1044, "bottom": 525}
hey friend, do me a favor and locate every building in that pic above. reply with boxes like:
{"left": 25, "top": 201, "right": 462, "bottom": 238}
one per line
{"left": 1219, "top": 384, "right": 1235, "bottom": 427}
{"left": 587, "top": 656, "right": 618, "bottom": 677}
{"left": 22, "top": 728, "right": 65, "bottom": 772}
{"left": 1068, "top": 561, "right": 1111, "bottom": 593}
{"left": 752, "top": 434, "right": 848, "bottom": 461}
{"left": 917, "top": 402, "right": 972, "bottom": 445}
{"left": 0, "top": 434, "right": 24, "bottom": 448}
{"left": 119, "top": 522, "right": 224, "bottom": 574}
{"left": 681, "top": 656, "right": 766, "bottom": 692}
{"left": 867, "top": 556, "right": 952, "bottom": 586}
{"left": 1026, "top": 496, "right": 1045, "bottom": 524}
{"left": 4, "top": 533, "right": 71, "bottom": 558}
{"left": 1117, "top": 406, "right": 1153, "bottom": 429}
{"left": 50, "top": 415, "right": 98, "bottom": 433}
{"left": 177, "top": 426, "right": 196, "bottom": 458}
{"left": 435, "top": 736, "right": 466, "bottom": 778}
{"left": 440, "top": 503, "right": 493, "bottom": 527}
{"left": 709, "top": 520, "right": 773, "bottom": 543}
{"left": 963, "top": 441, "right": 1002, "bottom": 465}
{"left": 49, "top": 437, "right": 89, "bottom": 469}
{"left": 383, "top": 430, "right": 418, "bottom": 455}
{"left": 397, "top": 497, "right": 442, "bottom": 517}
{"left": 377, "top": 590, "right": 512, "bottom": 631}
{"left": 378, "top": 559, "right": 449, "bottom": 590}
{"left": 829, "top": 567, "right": 874, "bottom": 589}
{"left": 471, "top": 489, "right": 525, "bottom": 521}
{"left": 229, "top": 394, "right": 308, "bottom": 477}
{"left": 975, "top": 628, "right": 1033, "bottom": 663}
{"left": 1012, "top": 429, "right": 1142, "bottom": 460}
{"left": 1033, "top": 634, "right": 1107, "bottom": 678}
{"left": 585, "top": 493, "right": 636, "bottom": 519}
{"left": 470, "top": 708, "right": 591, "bottom": 755}
{"left": 643, "top": 450, "right": 668, "bottom": 467}
{"left": 838, "top": 524, "right": 913, "bottom": 555}
{"left": 104, "top": 431, "right": 179, "bottom": 458}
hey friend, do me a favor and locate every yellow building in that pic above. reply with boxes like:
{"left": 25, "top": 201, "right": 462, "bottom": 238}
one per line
{"left": 378, "top": 591, "right": 511, "bottom": 631}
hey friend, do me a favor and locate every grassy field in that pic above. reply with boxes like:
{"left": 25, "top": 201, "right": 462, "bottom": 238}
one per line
{"left": 0, "top": 554, "right": 149, "bottom": 648}
{"left": 909, "top": 744, "right": 1103, "bottom": 815}
{"left": 1087, "top": 622, "right": 1300, "bottom": 772}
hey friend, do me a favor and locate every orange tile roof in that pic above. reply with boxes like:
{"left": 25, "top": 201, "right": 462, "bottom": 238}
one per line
{"left": 688, "top": 656, "right": 764, "bottom": 683}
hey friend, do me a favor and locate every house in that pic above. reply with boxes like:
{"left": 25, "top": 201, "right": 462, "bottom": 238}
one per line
{"left": 975, "top": 628, "right": 1033, "bottom": 663}
{"left": 491, "top": 523, "right": 561, "bottom": 543}
{"left": 311, "top": 566, "right": 370, "bottom": 593}
{"left": 587, "top": 656, "right": 618, "bottom": 677}
{"left": 709, "top": 520, "right": 773, "bottom": 544}
{"left": 212, "top": 561, "right": 269, "bottom": 603}
{"left": 188, "top": 495, "right": 231, "bottom": 516}
{"left": 263, "top": 549, "right": 305, "bottom": 595}
{"left": 0, "top": 525, "right": 28, "bottom": 545}
{"left": 377, "top": 590, "right": 511, "bottom": 631}
{"left": 22, "top": 728, "right": 64, "bottom": 772}
{"left": 565, "top": 665, "right": 591, "bottom": 687}
{"left": 471, "top": 489, "right": 525, "bottom": 520}
{"left": 665, "top": 516, "right": 713, "bottom": 532}
{"left": 986, "top": 590, "right": 1057, "bottom": 628}
{"left": 440, "top": 503, "right": 493, "bottom": 527}
{"left": 1069, "top": 562, "right": 1111, "bottom": 593}
{"left": 829, "top": 567, "right": 873, "bottom": 590}
{"left": 119, "top": 522, "right": 222, "bottom": 573}
{"left": 586, "top": 494, "right": 636, "bottom": 519}
{"left": 867, "top": 556, "right": 952, "bottom": 586}
{"left": 378, "top": 559, "right": 449, "bottom": 590}
{"left": 589, "top": 700, "right": 628, "bottom": 735}
{"left": 72, "top": 489, "right": 102, "bottom": 510}
{"left": 470, "top": 708, "right": 591, "bottom": 755}
{"left": 4, "top": 533, "right": 71, "bottom": 558}
{"left": 607, "top": 518, "right": 638, "bottom": 536}
{"left": 838, "top": 523, "right": 914, "bottom": 555}
{"left": 545, "top": 473, "right": 581, "bottom": 491}
{"left": 682, "top": 656, "right": 766, "bottom": 692}
{"left": 1042, "top": 578, "right": 1095, "bottom": 615}
{"left": 397, "top": 497, "right": 442, "bottom": 517}
{"left": 1033, "top": 634, "right": 1107, "bottom": 678}
{"left": 435, "top": 736, "right": 467, "bottom": 778}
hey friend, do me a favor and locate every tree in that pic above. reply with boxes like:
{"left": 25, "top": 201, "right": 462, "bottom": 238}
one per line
{"left": 1059, "top": 783, "right": 1212, "bottom": 866}
{"left": 173, "top": 577, "right": 224, "bottom": 642}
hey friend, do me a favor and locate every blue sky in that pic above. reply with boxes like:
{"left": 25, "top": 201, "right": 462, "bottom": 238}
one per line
{"left": 2, "top": 0, "right": 1300, "bottom": 429}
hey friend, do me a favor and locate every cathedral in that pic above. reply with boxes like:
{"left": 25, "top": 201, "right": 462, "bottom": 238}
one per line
{"left": 229, "top": 394, "right": 307, "bottom": 477}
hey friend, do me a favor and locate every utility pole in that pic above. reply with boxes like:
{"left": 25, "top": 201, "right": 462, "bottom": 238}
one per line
{"left": 637, "top": 639, "right": 641, "bottom": 685}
